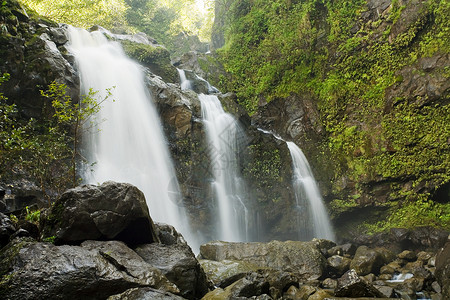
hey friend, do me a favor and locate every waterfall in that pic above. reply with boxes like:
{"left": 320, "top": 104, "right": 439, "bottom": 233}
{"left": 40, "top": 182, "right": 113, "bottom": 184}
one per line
{"left": 198, "top": 93, "right": 250, "bottom": 242}
{"left": 177, "top": 68, "right": 192, "bottom": 91}
{"left": 67, "top": 27, "right": 198, "bottom": 250}
{"left": 286, "top": 142, "right": 335, "bottom": 241}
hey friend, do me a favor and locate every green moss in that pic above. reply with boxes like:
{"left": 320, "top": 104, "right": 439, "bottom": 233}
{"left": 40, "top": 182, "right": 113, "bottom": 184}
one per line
{"left": 215, "top": 0, "right": 450, "bottom": 232}
{"left": 365, "top": 196, "right": 450, "bottom": 233}
{"left": 243, "top": 143, "right": 282, "bottom": 203}
{"left": 120, "top": 40, "right": 178, "bottom": 83}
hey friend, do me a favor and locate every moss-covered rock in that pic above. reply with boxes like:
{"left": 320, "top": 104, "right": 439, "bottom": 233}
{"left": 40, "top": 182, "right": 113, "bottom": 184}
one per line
{"left": 120, "top": 40, "right": 178, "bottom": 83}
{"left": 212, "top": 0, "right": 450, "bottom": 237}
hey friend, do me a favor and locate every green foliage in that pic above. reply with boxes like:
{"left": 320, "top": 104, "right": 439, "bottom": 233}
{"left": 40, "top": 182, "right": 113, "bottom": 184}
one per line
{"left": 24, "top": 206, "right": 40, "bottom": 224}
{"left": 125, "top": 0, "right": 213, "bottom": 55}
{"left": 19, "top": 0, "right": 129, "bottom": 29}
{"left": 0, "top": 76, "right": 111, "bottom": 201}
{"left": 365, "top": 196, "right": 450, "bottom": 233}
{"left": 217, "top": 0, "right": 450, "bottom": 231}
{"left": 42, "top": 235, "right": 56, "bottom": 243}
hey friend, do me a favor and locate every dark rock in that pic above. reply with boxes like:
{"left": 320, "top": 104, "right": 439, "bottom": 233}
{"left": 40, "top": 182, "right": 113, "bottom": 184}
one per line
{"left": 327, "top": 255, "right": 352, "bottom": 276}
{"left": 134, "top": 242, "right": 209, "bottom": 299}
{"left": 435, "top": 239, "right": 450, "bottom": 299}
{"left": 0, "top": 212, "right": 16, "bottom": 248}
{"left": 0, "top": 238, "right": 178, "bottom": 299}
{"left": 108, "top": 287, "right": 185, "bottom": 300}
{"left": 335, "top": 269, "right": 384, "bottom": 298}
{"left": 40, "top": 181, "right": 159, "bottom": 245}
{"left": 396, "top": 277, "right": 424, "bottom": 297}
{"left": 322, "top": 278, "right": 337, "bottom": 289}
{"left": 154, "top": 222, "right": 187, "bottom": 246}
{"left": 374, "top": 284, "right": 395, "bottom": 298}
{"left": 259, "top": 269, "right": 300, "bottom": 298}
{"left": 350, "top": 246, "right": 385, "bottom": 275}
{"left": 398, "top": 250, "right": 416, "bottom": 261}
{"left": 417, "top": 251, "right": 433, "bottom": 262}
{"left": 228, "top": 272, "right": 271, "bottom": 298}
{"left": 200, "top": 240, "right": 327, "bottom": 281}
{"left": 297, "top": 284, "right": 316, "bottom": 299}
{"left": 327, "top": 243, "right": 357, "bottom": 257}
{"left": 0, "top": 179, "right": 46, "bottom": 214}
{"left": 17, "top": 220, "right": 39, "bottom": 240}
{"left": 308, "top": 288, "right": 332, "bottom": 300}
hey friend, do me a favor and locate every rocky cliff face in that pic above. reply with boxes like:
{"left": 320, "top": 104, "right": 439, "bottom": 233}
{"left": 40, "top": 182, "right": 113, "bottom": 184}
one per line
{"left": 1, "top": 0, "right": 300, "bottom": 243}
{"left": 208, "top": 0, "right": 450, "bottom": 239}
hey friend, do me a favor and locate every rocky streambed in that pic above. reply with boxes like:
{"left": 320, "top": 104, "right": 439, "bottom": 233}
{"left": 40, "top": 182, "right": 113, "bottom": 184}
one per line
{"left": 0, "top": 182, "right": 449, "bottom": 300}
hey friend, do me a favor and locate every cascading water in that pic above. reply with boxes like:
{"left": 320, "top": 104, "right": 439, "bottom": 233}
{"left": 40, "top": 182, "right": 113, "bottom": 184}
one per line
{"left": 67, "top": 27, "right": 198, "bottom": 250}
{"left": 286, "top": 142, "right": 335, "bottom": 241}
{"left": 198, "top": 93, "right": 250, "bottom": 242}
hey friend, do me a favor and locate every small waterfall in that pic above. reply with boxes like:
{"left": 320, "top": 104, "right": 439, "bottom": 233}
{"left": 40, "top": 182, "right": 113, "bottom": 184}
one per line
{"left": 177, "top": 68, "right": 192, "bottom": 91}
{"left": 67, "top": 27, "right": 198, "bottom": 250}
{"left": 198, "top": 93, "right": 250, "bottom": 242}
{"left": 287, "top": 142, "right": 335, "bottom": 241}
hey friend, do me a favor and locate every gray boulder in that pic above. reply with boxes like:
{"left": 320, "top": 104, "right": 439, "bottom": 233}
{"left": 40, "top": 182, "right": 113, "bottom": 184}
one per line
{"left": 200, "top": 240, "right": 327, "bottom": 280}
{"left": 41, "top": 181, "right": 159, "bottom": 245}
{"left": 135, "top": 242, "right": 209, "bottom": 299}
{"left": 200, "top": 259, "right": 259, "bottom": 287}
{"left": 335, "top": 269, "right": 384, "bottom": 298}
{"left": 327, "top": 255, "right": 352, "bottom": 276}
{"left": 350, "top": 246, "right": 385, "bottom": 275}
{"left": 0, "top": 238, "right": 178, "bottom": 299}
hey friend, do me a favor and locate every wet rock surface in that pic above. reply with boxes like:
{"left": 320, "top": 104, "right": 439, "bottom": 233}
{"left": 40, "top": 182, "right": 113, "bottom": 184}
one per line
{"left": 0, "top": 182, "right": 211, "bottom": 300}
{"left": 135, "top": 242, "right": 209, "bottom": 299}
{"left": 40, "top": 181, "right": 159, "bottom": 245}
{"left": 200, "top": 240, "right": 327, "bottom": 281}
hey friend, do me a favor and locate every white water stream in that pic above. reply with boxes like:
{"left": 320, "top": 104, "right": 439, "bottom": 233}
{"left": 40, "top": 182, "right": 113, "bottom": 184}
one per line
{"left": 198, "top": 93, "right": 250, "bottom": 242}
{"left": 67, "top": 27, "right": 198, "bottom": 250}
{"left": 287, "top": 142, "right": 335, "bottom": 241}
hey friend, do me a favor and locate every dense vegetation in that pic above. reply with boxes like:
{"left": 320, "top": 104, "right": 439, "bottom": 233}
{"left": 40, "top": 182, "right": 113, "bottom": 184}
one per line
{"left": 214, "top": 0, "right": 450, "bottom": 232}
{"left": 0, "top": 74, "right": 109, "bottom": 201}
{"left": 18, "top": 0, "right": 214, "bottom": 55}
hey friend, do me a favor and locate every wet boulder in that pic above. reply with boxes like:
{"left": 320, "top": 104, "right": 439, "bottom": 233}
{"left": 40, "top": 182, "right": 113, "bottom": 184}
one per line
{"left": 200, "top": 240, "right": 327, "bottom": 281}
{"left": 0, "top": 238, "right": 178, "bottom": 299}
{"left": 350, "top": 246, "right": 385, "bottom": 276}
{"left": 200, "top": 259, "right": 259, "bottom": 287}
{"left": 327, "top": 255, "right": 351, "bottom": 276}
{"left": 335, "top": 269, "right": 384, "bottom": 298}
{"left": 40, "top": 181, "right": 159, "bottom": 245}
{"left": 134, "top": 242, "right": 209, "bottom": 299}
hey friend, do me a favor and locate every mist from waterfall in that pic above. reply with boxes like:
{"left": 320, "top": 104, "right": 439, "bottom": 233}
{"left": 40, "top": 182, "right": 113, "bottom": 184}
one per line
{"left": 286, "top": 142, "right": 336, "bottom": 241}
{"left": 67, "top": 26, "right": 198, "bottom": 250}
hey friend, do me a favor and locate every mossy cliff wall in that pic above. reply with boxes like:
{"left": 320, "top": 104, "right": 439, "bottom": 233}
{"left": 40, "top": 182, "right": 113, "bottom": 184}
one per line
{"left": 210, "top": 0, "right": 449, "bottom": 238}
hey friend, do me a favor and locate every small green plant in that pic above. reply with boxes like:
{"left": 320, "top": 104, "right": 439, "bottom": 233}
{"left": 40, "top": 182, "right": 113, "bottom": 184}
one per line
{"left": 9, "top": 214, "right": 18, "bottom": 224}
{"left": 25, "top": 206, "right": 40, "bottom": 224}
{"left": 42, "top": 236, "right": 56, "bottom": 244}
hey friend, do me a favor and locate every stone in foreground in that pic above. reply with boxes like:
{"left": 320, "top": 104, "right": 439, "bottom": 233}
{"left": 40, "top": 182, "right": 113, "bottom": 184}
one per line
{"left": 41, "top": 181, "right": 159, "bottom": 245}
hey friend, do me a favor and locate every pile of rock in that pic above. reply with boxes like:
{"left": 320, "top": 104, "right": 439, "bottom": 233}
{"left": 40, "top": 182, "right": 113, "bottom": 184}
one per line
{"left": 1, "top": 181, "right": 449, "bottom": 299}
{"left": 199, "top": 238, "right": 450, "bottom": 299}
{"left": 0, "top": 181, "right": 209, "bottom": 300}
